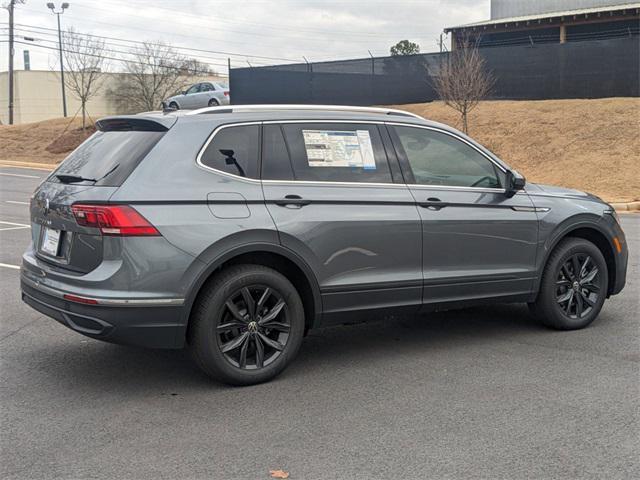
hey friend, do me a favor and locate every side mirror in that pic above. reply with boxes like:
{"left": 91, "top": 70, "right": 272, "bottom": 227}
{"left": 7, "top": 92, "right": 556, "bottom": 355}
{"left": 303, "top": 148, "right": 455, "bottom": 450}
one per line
{"left": 505, "top": 170, "right": 526, "bottom": 198}
{"left": 182, "top": 91, "right": 187, "bottom": 95}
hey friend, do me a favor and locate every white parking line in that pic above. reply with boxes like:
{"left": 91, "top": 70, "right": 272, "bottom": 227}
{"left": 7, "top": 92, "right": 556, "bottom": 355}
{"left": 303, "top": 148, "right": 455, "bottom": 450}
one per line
{"left": 0, "top": 220, "right": 30, "bottom": 227}
{"left": 0, "top": 263, "right": 20, "bottom": 270}
{"left": 0, "top": 220, "right": 30, "bottom": 232}
{"left": 6, "top": 200, "right": 30, "bottom": 205}
{"left": 0, "top": 172, "right": 39, "bottom": 179}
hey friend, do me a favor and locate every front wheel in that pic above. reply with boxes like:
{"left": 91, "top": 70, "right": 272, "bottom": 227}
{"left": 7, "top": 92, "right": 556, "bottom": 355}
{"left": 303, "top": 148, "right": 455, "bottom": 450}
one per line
{"left": 529, "top": 238, "right": 608, "bottom": 330}
{"left": 188, "top": 264, "right": 305, "bottom": 385}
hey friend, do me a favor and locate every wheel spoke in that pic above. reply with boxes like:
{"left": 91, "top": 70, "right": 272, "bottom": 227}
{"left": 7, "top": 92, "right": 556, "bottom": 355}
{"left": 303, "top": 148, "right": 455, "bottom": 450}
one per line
{"left": 221, "top": 331, "right": 248, "bottom": 353}
{"left": 258, "top": 332, "right": 284, "bottom": 351}
{"left": 261, "top": 321, "right": 290, "bottom": 332}
{"left": 575, "top": 291, "right": 584, "bottom": 316}
{"left": 255, "top": 335, "right": 264, "bottom": 368}
{"left": 582, "top": 267, "right": 598, "bottom": 284}
{"left": 571, "top": 255, "right": 581, "bottom": 280}
{"left": 238, "top": 335, "right": 249, "bottom": 368}
{"left": 241, "top": 287, "right": 256, "bottom": 320}
{"left": 582, "top": 282, "right": 600, "bottom": 293}
{"left": 557, "top": 290, "right": 572, "bottom": 304}
{"left": 580, "top": 291, "right": 596, "bottom": 308}
{"left": 579, "top": 256, "right": 591, "bottom": 278}
{"left": 556, "top": 279, "right": 571, "bottom": 287}
{"left": 256, "top": 287, "right": 271, "bottom": 315}
{"left": 225, "top": 300, "right": 247, "bottom": 323}
{"left": 259, "top": 299, "right": 285, "bottom": 325}
{"left": 217, "top": 320, "right": 245, "bottom": 332}
{"left": 565, "top": 290, "right": 575, "bottom": 314}
{"left": 561, "top": 264, "right": 574, "bottom": 281}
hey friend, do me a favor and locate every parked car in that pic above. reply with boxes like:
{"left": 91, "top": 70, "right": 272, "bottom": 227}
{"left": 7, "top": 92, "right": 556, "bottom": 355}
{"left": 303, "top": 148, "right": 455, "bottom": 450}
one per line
{"left": 162, "top": 82, "right": 230, "bottom": 110}
{"left": 21, "top": 105, "right": 628, "bottom": 385}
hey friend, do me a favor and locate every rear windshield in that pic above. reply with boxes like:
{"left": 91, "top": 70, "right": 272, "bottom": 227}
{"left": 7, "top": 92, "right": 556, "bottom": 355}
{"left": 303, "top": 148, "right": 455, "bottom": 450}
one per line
{"left": 51, "top": 130, "right": 165, "bottom": 187}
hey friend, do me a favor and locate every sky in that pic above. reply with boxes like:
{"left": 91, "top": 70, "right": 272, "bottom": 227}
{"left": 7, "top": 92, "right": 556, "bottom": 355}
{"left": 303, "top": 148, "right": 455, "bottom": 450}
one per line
{"left": 1, "top": 0, "right": 490, "bottom": 75}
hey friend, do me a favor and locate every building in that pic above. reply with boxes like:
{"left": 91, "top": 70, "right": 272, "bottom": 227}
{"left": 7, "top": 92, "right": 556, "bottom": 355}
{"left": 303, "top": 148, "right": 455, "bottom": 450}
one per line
{"left": 445, "top": 0, "right": 640, "bottom": 49}
{"left": 0, "top": 70, "right": 226, "bottom": 125}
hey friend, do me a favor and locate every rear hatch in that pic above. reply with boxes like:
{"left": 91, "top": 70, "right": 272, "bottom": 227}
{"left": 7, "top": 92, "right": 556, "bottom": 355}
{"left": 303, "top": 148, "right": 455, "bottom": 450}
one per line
{"left": 30, "top": 117, "right": 172, "bottom": 273}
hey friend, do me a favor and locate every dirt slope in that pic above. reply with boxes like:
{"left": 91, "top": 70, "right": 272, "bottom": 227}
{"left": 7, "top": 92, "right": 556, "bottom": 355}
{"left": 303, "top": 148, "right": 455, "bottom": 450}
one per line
{"left": 1, "top": 99, "right": 638, "bottom": 201}
{"left": 391, "top": 98, "right": 639, "bottom": 203}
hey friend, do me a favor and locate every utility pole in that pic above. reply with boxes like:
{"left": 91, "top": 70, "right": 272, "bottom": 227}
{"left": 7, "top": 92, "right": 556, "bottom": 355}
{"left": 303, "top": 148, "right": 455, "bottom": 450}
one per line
{"left": 47, "top": 2, "right": 69, "bottom": 117}
{"left": 7, "top": 0, "right": 15, "bottom": 124}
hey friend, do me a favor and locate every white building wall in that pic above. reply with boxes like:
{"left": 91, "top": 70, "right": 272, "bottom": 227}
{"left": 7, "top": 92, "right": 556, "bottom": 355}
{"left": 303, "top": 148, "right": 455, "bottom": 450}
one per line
{"left": 0, "top": 70, "right": 225, "bottom": 125}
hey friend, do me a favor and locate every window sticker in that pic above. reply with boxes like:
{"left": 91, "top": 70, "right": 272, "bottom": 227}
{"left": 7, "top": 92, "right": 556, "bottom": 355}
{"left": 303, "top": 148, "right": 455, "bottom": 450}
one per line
{"left": 302, "top": 129, "right": 376, "bottom": 169}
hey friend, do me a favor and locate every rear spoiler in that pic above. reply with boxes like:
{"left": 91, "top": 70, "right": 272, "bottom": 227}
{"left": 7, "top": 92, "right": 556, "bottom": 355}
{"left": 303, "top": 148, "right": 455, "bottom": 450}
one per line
{"left": 96, "top": 115, "right": 177, "bottom": 132}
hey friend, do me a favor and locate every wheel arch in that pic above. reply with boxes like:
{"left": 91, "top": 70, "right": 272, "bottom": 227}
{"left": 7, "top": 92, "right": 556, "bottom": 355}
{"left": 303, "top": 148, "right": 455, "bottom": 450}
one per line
{"left": 537, "top": 221, "right": 617, "bottom": 297}
{"left": 181, "top": 243, "right": 322, "bottom": 340}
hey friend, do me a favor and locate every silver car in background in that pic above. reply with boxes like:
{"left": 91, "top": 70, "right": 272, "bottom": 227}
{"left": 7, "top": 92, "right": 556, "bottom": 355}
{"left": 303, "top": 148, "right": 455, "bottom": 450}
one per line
{"left": 162, "top": 82, "right": 230, "bottom": 110}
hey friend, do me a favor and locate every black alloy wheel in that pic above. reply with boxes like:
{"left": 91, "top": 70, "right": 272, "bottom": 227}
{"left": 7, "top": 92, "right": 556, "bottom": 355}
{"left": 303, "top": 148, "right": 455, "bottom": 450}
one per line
{"left": 555, "top": 253, "right": 601, "bottom": 319}
{"left": 217, "top": 285, "right": 290, "bottom": 370}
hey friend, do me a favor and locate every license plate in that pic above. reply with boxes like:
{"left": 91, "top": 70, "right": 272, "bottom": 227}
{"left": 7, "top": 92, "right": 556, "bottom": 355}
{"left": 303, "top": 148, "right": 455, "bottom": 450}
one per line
{"left": 41, "top": 227, "right": 61, "bottom": 256}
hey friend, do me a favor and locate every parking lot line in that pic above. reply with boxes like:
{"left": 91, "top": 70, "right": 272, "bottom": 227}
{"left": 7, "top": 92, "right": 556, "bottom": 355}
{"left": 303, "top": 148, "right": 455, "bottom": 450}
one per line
{"left": 0, "top": 172, "right": 40, "bottom": 179}
{"left": 6, "top": 201, "right": 30, "bottom": 205}
{"left": 0, "top": 262, "right": 20, "bottom": 270}
{"left": 0, "top": 221, "right": 30, "bottom": 232}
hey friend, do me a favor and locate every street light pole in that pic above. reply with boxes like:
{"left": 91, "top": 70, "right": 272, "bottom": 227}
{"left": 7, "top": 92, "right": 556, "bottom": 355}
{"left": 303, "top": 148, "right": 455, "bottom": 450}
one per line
{"left": 47, "top": 2, "right": 69, "bottom": 117}
{"left": 7, "top": 0, "right": 15, "bottom": 124}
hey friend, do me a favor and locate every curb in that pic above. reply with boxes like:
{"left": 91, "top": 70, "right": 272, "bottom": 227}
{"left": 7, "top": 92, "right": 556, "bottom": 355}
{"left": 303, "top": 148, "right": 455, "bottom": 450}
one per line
{"left": 610, "top": 201, "right": 640, "bottom": 213}
{"left": 1, "top": 159, "right": 639, "bottom": 213}
{"left": 0, "top": 160, "right": 56, "bottom": 171}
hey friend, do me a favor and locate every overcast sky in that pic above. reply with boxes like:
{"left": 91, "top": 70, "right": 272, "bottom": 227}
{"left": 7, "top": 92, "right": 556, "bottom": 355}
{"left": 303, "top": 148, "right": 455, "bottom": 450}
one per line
{"left": 1, "top": 0, "right": 490, "bottom": 74}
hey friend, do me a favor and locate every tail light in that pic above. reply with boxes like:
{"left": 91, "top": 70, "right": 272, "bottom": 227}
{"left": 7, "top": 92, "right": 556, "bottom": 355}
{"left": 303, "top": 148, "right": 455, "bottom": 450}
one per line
{"left": 71, "top": 204, "right": 160, "bottom": 236}
{"left": 224, "top": 91, "right": 230, "bottom": 96}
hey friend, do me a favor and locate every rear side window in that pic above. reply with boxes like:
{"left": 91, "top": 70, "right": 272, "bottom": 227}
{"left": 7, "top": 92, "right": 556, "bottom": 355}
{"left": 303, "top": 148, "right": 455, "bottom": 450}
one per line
{"left": 52, "top": 130, "right": 165, "bottom": 187}
{"left": 281, "top": 123, "right": 392, "bottom": 183}
{"left": 200, "top": 125, "right": 260, "bottom": 179}
{"left": 262, "top": 124, "right": 294, "bottom": 181}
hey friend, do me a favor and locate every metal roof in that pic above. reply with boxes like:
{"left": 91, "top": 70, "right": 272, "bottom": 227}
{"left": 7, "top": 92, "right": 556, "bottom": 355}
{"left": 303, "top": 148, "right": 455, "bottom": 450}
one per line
{"left": 445, "top": 2, "right": 640, "bottom": 31}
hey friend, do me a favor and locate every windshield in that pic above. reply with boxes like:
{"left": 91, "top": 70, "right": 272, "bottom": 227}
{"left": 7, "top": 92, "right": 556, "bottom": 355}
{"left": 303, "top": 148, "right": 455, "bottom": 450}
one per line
{"left": 51, "top": 130, "right": 165, "bottom": 187}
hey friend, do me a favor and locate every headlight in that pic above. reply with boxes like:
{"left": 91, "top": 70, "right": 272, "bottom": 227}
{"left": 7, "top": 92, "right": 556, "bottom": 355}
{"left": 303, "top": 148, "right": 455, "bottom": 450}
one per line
{"left": 604, "top": 206, "right": 620, "bottom": 224}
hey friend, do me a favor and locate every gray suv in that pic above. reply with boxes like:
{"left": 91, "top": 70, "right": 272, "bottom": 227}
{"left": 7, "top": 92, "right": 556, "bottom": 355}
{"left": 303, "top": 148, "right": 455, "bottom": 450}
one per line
{"left": 21, "top": 105, "right": 628, "bottom": 385}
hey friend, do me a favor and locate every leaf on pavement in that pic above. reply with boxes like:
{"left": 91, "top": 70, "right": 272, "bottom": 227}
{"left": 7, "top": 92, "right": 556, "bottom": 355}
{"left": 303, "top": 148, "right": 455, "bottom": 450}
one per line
{"left": 269, "top": 469, "right": 290, "bottom": 479}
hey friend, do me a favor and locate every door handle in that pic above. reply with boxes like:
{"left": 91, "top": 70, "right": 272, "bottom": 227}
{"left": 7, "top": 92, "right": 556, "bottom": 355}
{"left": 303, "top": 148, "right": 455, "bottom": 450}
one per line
{"left": 273, "top": 195, "right": 312, "bottom": 207}
{"left": 419, "top": 197, "right": 447, "bottom": 210}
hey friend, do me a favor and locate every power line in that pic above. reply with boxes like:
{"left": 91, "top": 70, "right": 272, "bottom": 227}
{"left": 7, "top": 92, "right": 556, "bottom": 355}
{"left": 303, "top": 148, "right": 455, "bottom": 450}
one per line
{"left": 7, "top": 40, "right": 229, "bottom": 76}
{"left": 2, "top": 27, "right": 277, "bottom": 67}
{"left": 4, "top": 22, "right": 299, "bottom": 62}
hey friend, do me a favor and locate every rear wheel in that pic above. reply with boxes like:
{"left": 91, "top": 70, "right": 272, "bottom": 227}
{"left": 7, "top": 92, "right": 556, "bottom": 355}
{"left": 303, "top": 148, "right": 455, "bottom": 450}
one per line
{"left": 529, "top": 238, "right": 608, "bottom": 330}
{"left": 208, "top": 98, "right": 220, "bottom": 107}
{"left": 188, "top": 265, "right": 305, "bottom": 385}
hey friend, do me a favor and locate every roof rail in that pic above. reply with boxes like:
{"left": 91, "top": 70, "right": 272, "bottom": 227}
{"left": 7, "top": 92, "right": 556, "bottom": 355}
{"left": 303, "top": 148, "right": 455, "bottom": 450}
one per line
{"left": 184, "top": 104, "right": 424, "bottom": 120}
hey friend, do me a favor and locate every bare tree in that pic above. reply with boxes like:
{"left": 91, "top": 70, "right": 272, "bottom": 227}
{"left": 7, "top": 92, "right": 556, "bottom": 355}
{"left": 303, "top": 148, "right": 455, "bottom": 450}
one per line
{"left": 60, "top": 28, "right": 106, "bottom": 129}
{"left": 112, "top": 42, "right": 190, "bottom": 113}
{"left": 431, "top": 34, "right": 495, "bottom": 134}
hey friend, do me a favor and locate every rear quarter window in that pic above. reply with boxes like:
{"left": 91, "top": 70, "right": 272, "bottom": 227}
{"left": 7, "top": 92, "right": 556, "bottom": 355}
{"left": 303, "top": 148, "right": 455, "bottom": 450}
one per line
{"left": 52, "top": 130, "right": 165, "bottom": 187}
{"left": 200, "top": 124, "right": 260, "bottom": 179}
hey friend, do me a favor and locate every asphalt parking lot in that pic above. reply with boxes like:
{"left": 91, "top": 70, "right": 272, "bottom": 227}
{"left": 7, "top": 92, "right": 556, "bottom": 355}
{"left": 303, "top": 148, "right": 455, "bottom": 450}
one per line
{"left": 1, "top": 165, "right": 638, "bottom": 480}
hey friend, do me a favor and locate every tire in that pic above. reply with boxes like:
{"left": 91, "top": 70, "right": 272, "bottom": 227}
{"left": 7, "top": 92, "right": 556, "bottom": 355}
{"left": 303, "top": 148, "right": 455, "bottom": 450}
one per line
{"left": 169, "top": 102, "right": 179, "bottom": 110}
{"left": 188, "top": 264, "right": 305, "bottom": 385}
{"left": 529, "top": 238, "right": 608, "bottom": 330}
{"left": 208, "top": 98, "right": 219, "bottom": 107}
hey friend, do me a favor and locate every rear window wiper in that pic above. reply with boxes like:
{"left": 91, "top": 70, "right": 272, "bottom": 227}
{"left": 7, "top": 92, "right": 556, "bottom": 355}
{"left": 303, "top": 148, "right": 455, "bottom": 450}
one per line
{"left": 55, "top": 164, "right": 119, "bottom": 185}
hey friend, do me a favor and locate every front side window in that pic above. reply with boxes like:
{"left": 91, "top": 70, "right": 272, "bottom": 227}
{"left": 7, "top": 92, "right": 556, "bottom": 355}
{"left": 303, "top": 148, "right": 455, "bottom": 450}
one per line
{"left": 185, "top": 84, "right": 200, "bottom": 95}
{"left": 393, "top": 126, "right": 502, "bottom": 188}
{"left": 281, "top": 123, "right": 392, "bottom": 183}
{"left": 200, "top": 125, "right": 260, "bottom": 179}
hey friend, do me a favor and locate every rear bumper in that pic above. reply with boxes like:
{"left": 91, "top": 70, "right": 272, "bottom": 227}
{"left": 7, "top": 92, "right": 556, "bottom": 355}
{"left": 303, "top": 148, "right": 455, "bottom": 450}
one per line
{"left": 21, "top": 277, "right": 187, "bottom": 349}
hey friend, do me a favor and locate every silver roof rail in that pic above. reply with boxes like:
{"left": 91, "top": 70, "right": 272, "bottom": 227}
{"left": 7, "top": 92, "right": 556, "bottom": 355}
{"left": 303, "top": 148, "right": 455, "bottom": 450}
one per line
{"left": 184, "top": 104, "right": 424, "bottom": 120}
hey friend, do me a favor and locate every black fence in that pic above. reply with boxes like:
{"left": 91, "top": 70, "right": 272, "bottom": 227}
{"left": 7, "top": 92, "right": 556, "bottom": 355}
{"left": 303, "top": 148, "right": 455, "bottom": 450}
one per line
{"left": 229, "top": 36, "right": 639, "bottom": 105}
